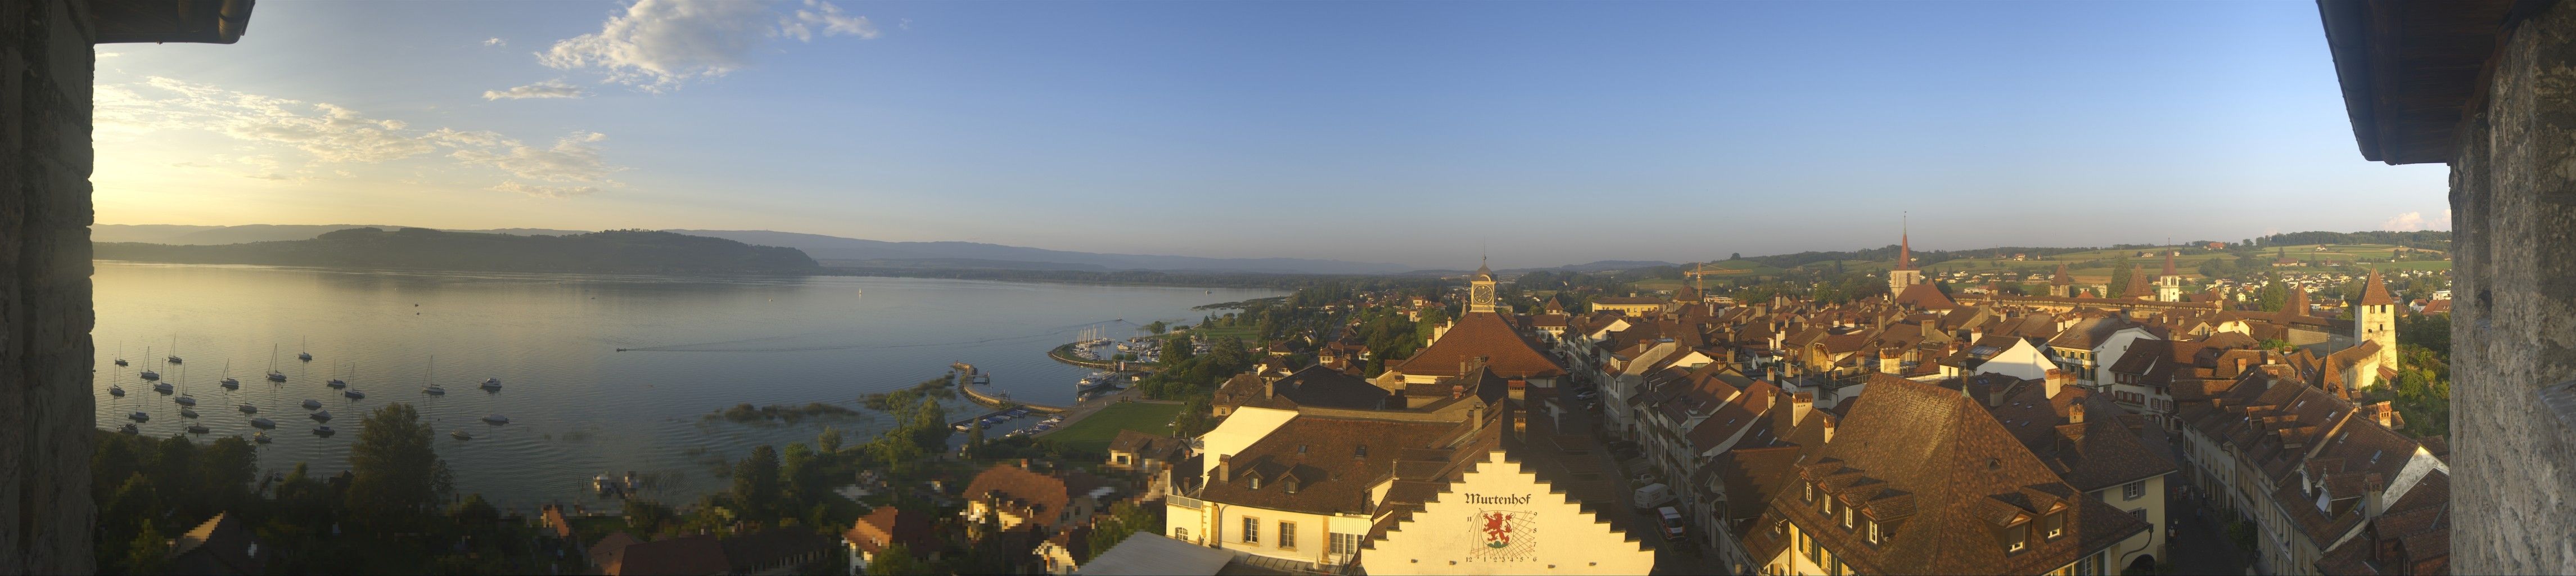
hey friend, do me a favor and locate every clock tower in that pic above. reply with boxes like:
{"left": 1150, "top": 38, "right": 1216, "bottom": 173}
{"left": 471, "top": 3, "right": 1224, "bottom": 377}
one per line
{"left": 1469, "top": 257, "right": 1497, "bottom": 313}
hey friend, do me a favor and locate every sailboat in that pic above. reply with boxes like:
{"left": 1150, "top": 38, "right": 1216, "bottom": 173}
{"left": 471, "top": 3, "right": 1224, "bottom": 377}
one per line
{"left": 238, "top": 403, "right": 257, "bottom": 414}
{"left": 480, "top": 377, "right": 502, "bottom": 392}
{"left": 166, "top": 336, "right": 182, "bottom": 364}
{"left": 264, "top": 344, "right": 286, "bottom": 382}
{"left": 114, "top": 343, "right": 127, "bottom": 367}
{"left": 219, "top": 361, "right": 240, "bottom": 390}
{"left": 109, "top": 384, "right": 125, "bottom": 397}
{"left": 139, "top": 346, "right": 160, "bottom": 380}
{"left": 421, "top": 356, "right": 444, "bottom": 395}
{"left": 173, "top": 366, "right": 192, "bottom": 405}
{"left": 450, "top": 430, "right": 472, "bottom": 440}
{"left": 342, "top": 389, "right": 364, "bottom": 400}
{"left": 328, "top": 360, "right": 349, "bottom": 389}
{"left": 252, "top": 431, "right": 270, "bottom": 443}
{"left": 298, "top": 338, "right": 312, "bottom": 362}
{"left": 310, "top": 410, "right": 332, "bottom": 422}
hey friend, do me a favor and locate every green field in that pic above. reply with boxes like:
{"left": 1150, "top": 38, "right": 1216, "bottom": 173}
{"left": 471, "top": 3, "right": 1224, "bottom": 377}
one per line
{"left": 1182, "top": 325, "right": 1260, "bottom": 341}
{"left": 1045, "top": 402, "right": 1187, "bottom": 453}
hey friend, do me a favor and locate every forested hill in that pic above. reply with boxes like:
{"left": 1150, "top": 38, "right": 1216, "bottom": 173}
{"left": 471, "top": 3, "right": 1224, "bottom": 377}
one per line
{"left": 94, "top": 228, "right": 820, "bottom": 275}
{"left": 1732, "top": 230, "right": 2452, "bottom": 270}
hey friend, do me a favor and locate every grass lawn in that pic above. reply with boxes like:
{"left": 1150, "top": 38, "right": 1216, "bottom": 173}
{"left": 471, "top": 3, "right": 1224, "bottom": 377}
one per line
{"left": 1047, "top": 402, "right": 1187, "bottom": 453}
{"left": 1183, "top": 326, "right": 1260, "bottom": 341}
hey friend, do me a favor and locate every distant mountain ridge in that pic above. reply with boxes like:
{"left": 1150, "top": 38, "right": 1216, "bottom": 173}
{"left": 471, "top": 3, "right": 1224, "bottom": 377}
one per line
{"left": 92, "top": 224, "right": 1416, "bottom": 274}
{"left": 96, "top": 227, "right": 816, "bottom": 274}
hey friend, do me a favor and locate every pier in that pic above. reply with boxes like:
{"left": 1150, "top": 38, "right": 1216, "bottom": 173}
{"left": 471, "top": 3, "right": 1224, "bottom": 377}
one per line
{"left": 952, "top": 362, "right": 1068, "bottom": 413}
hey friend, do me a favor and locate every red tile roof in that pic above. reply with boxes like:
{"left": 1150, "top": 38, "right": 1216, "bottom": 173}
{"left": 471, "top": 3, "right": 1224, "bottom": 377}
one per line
{"left": 1392, "top": 312, "right": 1564, "bottom": 379}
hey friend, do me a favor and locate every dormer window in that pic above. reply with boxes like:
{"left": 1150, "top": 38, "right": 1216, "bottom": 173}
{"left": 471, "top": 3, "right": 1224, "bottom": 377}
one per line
{"left": 2042, "top": 512, "right": 2064, "bottom": 540}
{"left": 1249, "top": 476, "right": 1262, "bottom": 489}
{"left": 1297, "top": 444, "right": 1309, "bottom": 454}
{"left": 1355, "top": 444, "right": 1368, "bottom": 458}
{"left": 2006, "top": 523, "right": 2029, "bottom": 554}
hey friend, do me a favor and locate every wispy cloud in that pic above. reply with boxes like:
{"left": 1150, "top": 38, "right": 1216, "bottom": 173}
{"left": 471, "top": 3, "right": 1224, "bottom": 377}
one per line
{"left": 2381, "top": 212, "right": 2428, "bottom": 231}
{"left": 490, "top": 181, "right": 602, "bottom": 198}
{"left": 98, "top": 76, "right": 624, "bottom": 194}
{"left": 540, "top": 0, "right": 879, "bottom": 92}
{"left": 450, "top": 132, "right": 625, "bottom": 184}
{"left": 482, "top": 80, "right": 587, "bottom": 100}
{"left": 484, "top": 38, "right": 507, "bottom": 47}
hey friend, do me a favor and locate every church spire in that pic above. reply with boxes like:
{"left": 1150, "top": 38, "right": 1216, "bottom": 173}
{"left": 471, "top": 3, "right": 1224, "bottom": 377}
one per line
{"left": 1896, "top": 213, "right": 1914, "bottom": 271}
{"left": 2358, "top": 268, "right": 2395, "bottom": 305}
{"left": 2162, "top": 249, "right": 2177, "bottom": 277}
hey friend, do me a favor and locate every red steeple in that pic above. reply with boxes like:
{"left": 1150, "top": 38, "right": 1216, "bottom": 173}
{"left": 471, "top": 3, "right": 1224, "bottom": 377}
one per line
{"left": 2162, "top": 250, "right": 2177, "bottom": 277}
{"left": 1896, "top": 216, "right": 1914, "bottom": 271}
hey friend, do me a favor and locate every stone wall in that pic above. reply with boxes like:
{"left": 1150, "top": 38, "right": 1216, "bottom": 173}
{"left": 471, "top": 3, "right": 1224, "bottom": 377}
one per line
{"left": 2449, "top": 2, "right": 2576, "bottom": 573}
{"left": 0, "top": 0, "right": 96, "bottom": 572}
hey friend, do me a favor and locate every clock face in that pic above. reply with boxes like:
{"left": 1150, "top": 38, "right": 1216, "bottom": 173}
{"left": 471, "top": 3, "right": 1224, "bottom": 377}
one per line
{"left": 1473, "top": 285, "right": 1494, "bottom": 302}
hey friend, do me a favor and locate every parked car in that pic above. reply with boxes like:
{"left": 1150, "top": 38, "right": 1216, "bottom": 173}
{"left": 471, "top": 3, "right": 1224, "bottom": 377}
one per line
{"left": 1634, "top": 483, "right": 1675, "bottom": 508}
{"left": 1655, "top": 506, "right": 1688, "bottom": 541}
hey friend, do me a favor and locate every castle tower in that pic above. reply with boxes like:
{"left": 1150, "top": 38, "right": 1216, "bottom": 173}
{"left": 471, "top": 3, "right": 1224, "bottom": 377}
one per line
{"left": 2354, "top": 268, "right": 2399, "bottom": 366}
{"left": 2049, "top": 262, "right": 2074, "bottom": 297}
{"left": 2156, "top": 250, "right": 2183, "bottom": 302}
{"left": 1468, "top": 256, "right": 1497, "bottom": 313}
{"left": 1888, "top": 219, "right": 1921, "bottom": 298}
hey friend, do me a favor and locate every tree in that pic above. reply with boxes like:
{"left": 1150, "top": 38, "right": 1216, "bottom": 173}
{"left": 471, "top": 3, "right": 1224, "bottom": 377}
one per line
{"left": 909, "top": 397, "right": 951, "bottom": 452}
{"left": 2107, "top": 257, "right": 2135, "bottom": 298}
{"left": 867, "top": 542, "right": 930, "bottom": 575}
{"left": 346, "top": 403, "right": 454, "bottom": 524}
{"left": 818, "top": 426, "right": 845, "bottom": 454}
{"left": 733, "top": 445, "right": 782, "bottom": 519}
{"left": 782, "top": 442, "right": 823, "bottom": 507}
{"left": 1144, "top": 321, "right": 1168, "bottom": 334}
{"left": 626, "top": 498, "right": 678, "bottom": 534}
{"left": 1730, "top": 253, "right": 1743, "bottom": 260}
{"left": 449, "top": 493, "right": 502, "bottom": 528}
{"left": 964, "top": 423, "right": 986, "bottom": 459}
{"left": 121, "top": 524, "right": 170, "bottom": 575}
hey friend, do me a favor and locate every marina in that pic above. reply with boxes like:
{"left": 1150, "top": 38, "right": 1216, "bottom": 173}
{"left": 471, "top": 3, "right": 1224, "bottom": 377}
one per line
{"left": 89, "top": 262, "right": 1280, "bottom": 508}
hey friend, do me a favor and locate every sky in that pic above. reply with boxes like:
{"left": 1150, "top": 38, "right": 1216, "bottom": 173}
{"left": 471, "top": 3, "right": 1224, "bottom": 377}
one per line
{"left": 92, "top": 1, "right": 2450, "bottom": 269}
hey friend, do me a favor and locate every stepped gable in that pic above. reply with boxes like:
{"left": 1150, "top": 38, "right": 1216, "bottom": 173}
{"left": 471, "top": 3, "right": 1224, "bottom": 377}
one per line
{"left": 1392, "top": 311, "right": 1565, "bottom": 379}
{"left": 1745, "top": 377, "right": 2150, "bottom": 575}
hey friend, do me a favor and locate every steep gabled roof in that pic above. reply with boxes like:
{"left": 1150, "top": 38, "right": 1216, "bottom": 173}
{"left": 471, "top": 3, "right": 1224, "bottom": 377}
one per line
{"left": 1392, "top": 312, "right": 1564, "bottom": 379}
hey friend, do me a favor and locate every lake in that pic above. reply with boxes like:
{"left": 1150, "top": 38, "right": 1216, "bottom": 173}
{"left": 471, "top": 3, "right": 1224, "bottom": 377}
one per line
{"left": 89, "top": 261, "right": 1282, "bottom": 511}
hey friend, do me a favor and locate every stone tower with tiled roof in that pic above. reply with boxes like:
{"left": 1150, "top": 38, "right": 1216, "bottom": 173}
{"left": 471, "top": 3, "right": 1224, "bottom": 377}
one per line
{"left": 1888, "top": 219, "right": 1923, "bottom": 298}
{"left": 2353, "top": 268, "right": 2398, "bottom": 366}
{"left": 2049, "top": 263, "right": 2074, "bottom": 297}
{"left": 2155, "top": 251, "right": 2184, "bottom": 303}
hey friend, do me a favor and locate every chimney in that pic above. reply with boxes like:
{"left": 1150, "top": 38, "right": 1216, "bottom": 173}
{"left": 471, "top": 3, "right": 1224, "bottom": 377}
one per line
{"left": 1791, "top": 392, "right": 1815, "bottom": 426}
{"left": 1019, "top": 458, "right": 1031, "bottom": 469}
{"left": 1265, "top": 378, "right": 1277, "bottom": 399}
{"left": 1216, "top": 455, "right": 1232, "bottom": 482}
{"left": 2043, "top": 369, "right": 2070, "bottom": 399}
{"left": 2363, "top": 473, "right": 2388, "bottom": 517}
{"left": 1820, "top": 415, "right": 1838, "bottom": 443}
{"left": 2068, "top": 402, "right": 2086, "bottom": 425}
{"left": 2371, "top": 401, "right": 2396, "bottom": 429}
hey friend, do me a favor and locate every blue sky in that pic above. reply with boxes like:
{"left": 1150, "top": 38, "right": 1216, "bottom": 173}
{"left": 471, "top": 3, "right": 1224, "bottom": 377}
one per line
{"left": 93, "top": 1, "right": 2447, "bottom": 269}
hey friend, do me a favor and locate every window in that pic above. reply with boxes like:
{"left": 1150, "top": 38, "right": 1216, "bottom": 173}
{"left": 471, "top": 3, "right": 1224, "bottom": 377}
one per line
{"left": 1175, "top": 527, "right": 1189, "bottom": 542}
{"left": 1330, "top": 532, "right": 1363, "bottom": 556}
{"left": 2123, "top": 480, "right": 2145, "bottom": 500}
{"left": 2131, "top": 508, "right": 2148, "bottom": 524}
{"left": 1279, "top": 521, "right": 1297, "bottom": 550}
{"left": 1865, "top": 520, "right": 1880, "bottom": 544}
{"left": 1242, "top": 517, "right": 1260, "bottom": 543}
{"left": 2007, "top": 524, "right": 2029, "bottom": 554}
{"left": 1842, "top": 506, "right": 1853, "bottom": 529}
{"left": 1116, "top": 454, "right": 1130, "bottom": 465}
{"left": 2043, "top": 512, "right": 2064, "bottom": 540}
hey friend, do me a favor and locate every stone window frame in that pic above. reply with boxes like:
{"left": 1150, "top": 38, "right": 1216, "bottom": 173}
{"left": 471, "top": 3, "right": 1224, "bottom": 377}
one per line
{"left": 1278, "top": 520, "right": 1297, "bottom": 550}
{"left": 1242, "top": 515, "right": 1260, "bottom": 544}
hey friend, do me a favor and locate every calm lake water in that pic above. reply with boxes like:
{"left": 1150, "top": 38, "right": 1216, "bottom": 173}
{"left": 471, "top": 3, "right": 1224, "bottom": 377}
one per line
{"left": 90, "top": 261, "right": 1280, "bottom": 511}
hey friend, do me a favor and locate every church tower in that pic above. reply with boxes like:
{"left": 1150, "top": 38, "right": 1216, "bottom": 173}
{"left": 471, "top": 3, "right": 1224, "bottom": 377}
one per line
{"left": 2155, "top": 250, "right": 2183, "bottom": 302}
{"left": 1888, "top": 221, "right": 1921, "bottom": 298}
{"left": 2354, "top": 268, "right": 2399, "bottom": 366}
{"left": 1468, "top": 257, "right": 1497, "bottom": 314}
{"left": 2049, "top": 262, "right": 2074, "bottom": 297}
